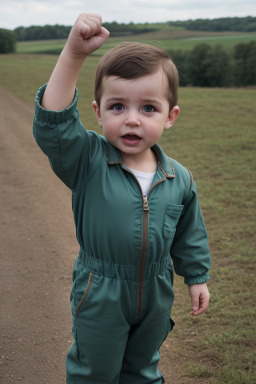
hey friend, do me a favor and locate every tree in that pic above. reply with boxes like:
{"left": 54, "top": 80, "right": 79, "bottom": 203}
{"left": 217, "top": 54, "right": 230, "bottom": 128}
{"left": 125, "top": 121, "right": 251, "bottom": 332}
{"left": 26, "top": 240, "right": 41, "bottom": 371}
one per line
{"left": 168, "top": 49, "right": 189, "bottom": 86}
{"left": 186, "top": 44, "right": 231, "bottom": 87}
{"left": 186, "top": 44, "right": 212, "bottom": 86}
{"left": 203, "top": 45, "right": 232, "bottom": 87}
{"left": 233, "top": 42, "right": 256, "bottom": 86}
{"left": 0, "top": 29, "right": 16, "bottom": 53}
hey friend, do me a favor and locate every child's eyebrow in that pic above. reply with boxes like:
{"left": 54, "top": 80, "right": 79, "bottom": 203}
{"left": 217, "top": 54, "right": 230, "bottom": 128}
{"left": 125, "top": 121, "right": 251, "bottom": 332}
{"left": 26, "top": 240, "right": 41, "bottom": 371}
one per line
{"left": 105, "top": 97, "right": 126, "bottom": 103}
{"left": 142, "top": 98, "right": 162, "bottom": 106}
{"left": 105, "top": 97, "right": 163, "bottom": 107}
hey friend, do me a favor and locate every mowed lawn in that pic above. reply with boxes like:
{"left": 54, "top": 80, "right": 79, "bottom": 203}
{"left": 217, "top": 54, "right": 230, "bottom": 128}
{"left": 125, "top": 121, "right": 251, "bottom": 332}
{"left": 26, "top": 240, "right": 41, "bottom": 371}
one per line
{"left": 0, "top": 53, "right": 255, "bottom": 383}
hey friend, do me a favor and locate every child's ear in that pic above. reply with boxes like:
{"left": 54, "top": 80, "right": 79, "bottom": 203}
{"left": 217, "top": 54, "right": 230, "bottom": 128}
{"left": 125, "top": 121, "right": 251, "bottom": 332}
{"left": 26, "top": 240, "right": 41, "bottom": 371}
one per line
{"left": 165, "top": 106, "right": 180, "bottom": 129}
{"left": 92, "top": 101, "right": 102, "bottom": 126}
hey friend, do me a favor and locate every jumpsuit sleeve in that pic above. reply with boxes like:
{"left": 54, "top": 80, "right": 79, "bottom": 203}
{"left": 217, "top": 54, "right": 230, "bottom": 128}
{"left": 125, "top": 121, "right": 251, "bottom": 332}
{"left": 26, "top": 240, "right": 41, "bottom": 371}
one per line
{"left": 170, "top": 177, "right": 211, "bottom": 285}
{"left": 32, "top": 84, "right": 105, "bottom": 190}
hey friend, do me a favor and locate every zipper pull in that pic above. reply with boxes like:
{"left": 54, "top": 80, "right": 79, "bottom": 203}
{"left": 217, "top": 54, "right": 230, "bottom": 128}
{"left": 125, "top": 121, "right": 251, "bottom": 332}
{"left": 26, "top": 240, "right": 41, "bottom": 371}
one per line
{"left": 143, "top": 194, "right": 149, "bottom": 211}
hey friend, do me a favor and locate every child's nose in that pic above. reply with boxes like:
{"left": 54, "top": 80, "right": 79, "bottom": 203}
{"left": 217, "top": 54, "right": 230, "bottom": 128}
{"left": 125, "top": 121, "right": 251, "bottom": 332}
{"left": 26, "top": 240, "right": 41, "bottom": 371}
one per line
{"left": 125, "top": 112, "right": 140, "bottom": 127}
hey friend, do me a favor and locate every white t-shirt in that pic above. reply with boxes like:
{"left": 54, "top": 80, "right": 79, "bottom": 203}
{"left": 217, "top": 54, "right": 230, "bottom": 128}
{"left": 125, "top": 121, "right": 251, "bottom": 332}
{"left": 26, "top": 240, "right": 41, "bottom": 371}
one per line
{"left": 130, "top": 168, "right": 156, "bottom": 196}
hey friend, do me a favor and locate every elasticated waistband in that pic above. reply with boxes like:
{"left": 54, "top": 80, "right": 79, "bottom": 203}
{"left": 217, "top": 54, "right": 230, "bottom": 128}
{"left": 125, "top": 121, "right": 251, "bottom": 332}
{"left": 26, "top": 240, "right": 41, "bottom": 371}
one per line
{"left": 78, "top": 248, "right": 171, "bottom": 281}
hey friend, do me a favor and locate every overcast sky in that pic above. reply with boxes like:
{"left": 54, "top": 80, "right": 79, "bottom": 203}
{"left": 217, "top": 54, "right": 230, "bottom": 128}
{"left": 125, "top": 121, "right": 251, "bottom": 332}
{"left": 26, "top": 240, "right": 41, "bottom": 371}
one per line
{"left": 0, "top": 0, "right": 255, "bottom": 30}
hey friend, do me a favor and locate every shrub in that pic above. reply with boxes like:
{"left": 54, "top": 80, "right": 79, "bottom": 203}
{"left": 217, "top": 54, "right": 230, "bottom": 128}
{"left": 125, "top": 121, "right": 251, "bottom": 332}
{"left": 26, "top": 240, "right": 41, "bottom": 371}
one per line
{"left": 0, "top": 29, "right": 16, "bottom": 53}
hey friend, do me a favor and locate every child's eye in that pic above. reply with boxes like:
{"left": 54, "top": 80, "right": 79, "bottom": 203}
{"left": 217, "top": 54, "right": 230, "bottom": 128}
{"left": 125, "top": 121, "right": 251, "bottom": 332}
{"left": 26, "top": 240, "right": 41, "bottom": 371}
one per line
{"left": 142, "top": 105, "right": 155, "bottom": 113}
{"left": 111, "top": 103, "right": 125, "bottom": 111}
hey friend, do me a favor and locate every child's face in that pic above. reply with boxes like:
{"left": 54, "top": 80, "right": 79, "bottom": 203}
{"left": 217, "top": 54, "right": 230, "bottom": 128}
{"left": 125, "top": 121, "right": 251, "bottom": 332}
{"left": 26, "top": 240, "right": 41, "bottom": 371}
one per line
{"left": 93, "top": 67, "right": 179, "bottom": 165}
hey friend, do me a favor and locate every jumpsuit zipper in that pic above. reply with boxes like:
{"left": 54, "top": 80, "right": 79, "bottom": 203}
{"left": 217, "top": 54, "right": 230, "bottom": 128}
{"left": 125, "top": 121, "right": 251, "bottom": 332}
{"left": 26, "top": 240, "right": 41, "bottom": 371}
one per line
{"left": 121, "top": 165, "right": 165, "bottom": 316}
{"left": 137, "top": 194, "right": 149, "bottom": 316}
{"left": 136, "top": 180, "right": 167, "bottom": 316}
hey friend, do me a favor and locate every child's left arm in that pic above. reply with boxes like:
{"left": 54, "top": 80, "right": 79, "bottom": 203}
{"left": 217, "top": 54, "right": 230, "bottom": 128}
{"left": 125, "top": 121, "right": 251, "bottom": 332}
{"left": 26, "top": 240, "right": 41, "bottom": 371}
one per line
{"left": 169, "top": 167, "right": 211, "bottom": 315}
{"left": 188, "top": 282, "right": 210, "bottom": 316}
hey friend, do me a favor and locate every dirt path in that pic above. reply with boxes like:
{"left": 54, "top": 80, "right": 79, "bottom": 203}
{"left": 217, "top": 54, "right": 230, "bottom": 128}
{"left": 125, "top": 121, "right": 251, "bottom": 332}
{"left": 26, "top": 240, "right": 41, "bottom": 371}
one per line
{"left": 0, "top": 88, "right": 194, "bottom": 384}
{"left": 0, "top": 87, "right": 78, "bottom": 383}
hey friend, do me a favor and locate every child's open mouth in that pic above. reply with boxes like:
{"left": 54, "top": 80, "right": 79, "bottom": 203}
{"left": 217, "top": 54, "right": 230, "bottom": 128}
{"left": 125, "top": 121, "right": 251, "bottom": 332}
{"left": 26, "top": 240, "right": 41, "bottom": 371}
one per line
{"left": 121, "top": 134, "right": 142, "bottom": 145}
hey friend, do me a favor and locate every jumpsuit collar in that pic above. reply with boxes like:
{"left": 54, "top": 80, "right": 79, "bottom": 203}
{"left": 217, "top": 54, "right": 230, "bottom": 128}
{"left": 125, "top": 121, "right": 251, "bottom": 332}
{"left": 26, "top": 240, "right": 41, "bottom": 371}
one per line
{"left": 107, "top": 142, "right": 176, "bottom": 179}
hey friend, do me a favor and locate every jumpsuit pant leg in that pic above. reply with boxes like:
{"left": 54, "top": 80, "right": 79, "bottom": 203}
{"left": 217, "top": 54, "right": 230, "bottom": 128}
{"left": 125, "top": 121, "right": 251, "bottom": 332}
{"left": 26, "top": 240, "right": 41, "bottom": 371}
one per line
{"left": 119, "top": 268, "right": 174, "bottom": 384}
{"left": 66, "top": 262, "right": 130, "bottom": 384}
{"left": 66, "top": 254, "right": 174, "bottom": 384}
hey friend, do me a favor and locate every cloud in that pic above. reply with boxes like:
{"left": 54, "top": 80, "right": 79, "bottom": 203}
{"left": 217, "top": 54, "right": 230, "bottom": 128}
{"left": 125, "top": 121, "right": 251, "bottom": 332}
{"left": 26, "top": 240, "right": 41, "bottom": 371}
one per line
{"left": 0, "top": 0, "right": 255, "bottom": 29}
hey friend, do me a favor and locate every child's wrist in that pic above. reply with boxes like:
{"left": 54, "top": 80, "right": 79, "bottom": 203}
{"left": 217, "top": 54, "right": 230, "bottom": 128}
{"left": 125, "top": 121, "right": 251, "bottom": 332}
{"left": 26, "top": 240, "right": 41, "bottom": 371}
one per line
{"left": 61, "top": 45, "right": 88, "bottom": 64}
{"left": 59, "top": 47, "right": 87, "bottom": 76}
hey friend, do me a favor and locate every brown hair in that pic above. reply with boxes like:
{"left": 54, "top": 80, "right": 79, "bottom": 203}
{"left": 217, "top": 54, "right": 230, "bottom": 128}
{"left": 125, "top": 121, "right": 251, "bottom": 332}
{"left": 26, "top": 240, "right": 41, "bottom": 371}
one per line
{"left": 94, "top": 42, "right": 179, "bottom": 110}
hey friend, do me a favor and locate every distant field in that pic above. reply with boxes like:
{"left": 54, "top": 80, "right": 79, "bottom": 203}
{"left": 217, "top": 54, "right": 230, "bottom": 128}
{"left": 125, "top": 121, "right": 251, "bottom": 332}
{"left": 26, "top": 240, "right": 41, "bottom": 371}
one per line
{"left": 160, "top": 32, "right": 256, "bottom": 51}
{"left": 16, "top": 30, "right": 256, "bottom": 55}
{"left": 17, "top": 39, "right": 67, "bottom": 54}
{"left": 0, "top": 53, "right": 255, "bottom": 383}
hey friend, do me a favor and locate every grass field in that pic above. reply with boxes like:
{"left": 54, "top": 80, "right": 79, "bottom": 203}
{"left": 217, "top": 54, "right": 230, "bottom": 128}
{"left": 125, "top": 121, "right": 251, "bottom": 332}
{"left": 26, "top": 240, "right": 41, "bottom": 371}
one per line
{"left": 16, "top": 30, "right": 256, "bottom": 55}
{"left": 0, "top": 52, "right": 255, "bottom": 383}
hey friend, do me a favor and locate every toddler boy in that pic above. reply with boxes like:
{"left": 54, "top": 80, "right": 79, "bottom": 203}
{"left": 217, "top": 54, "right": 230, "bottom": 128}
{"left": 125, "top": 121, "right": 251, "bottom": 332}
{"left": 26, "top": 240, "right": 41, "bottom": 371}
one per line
{"left": 33, "top": 13, "right": 211, "bottom": 384}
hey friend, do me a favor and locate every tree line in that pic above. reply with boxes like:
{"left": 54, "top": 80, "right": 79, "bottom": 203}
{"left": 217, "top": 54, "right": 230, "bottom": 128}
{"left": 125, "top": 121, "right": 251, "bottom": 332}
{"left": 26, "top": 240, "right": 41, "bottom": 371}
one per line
{"left": 168, "top": 42, "right": 256, "bottom": 87}
{"left": 13, "top": 22, "right": 156, "bottom": 41}
{"left": 13, "top": 17, "right": 256, "bottom": 41}
{"left": 14, "top": 24, "right": 72, "bottom": 41}
{"left": 172, "top": 16, "right": 256, "bottom": 32}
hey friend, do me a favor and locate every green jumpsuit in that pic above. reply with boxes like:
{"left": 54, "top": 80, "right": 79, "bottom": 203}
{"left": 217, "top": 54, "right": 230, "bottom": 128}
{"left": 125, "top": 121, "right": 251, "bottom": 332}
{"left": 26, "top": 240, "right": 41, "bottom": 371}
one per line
{"left": 33, "top": 85, "right": 211, "bottom": 384}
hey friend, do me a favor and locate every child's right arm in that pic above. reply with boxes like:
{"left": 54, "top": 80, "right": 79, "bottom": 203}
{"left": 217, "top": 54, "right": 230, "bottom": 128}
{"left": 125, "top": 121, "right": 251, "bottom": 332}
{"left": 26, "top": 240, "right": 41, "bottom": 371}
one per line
{"left": 41, "top": 13, "right": 109, "bottom": 111}
{"left": 33, "top": 14, "right": 109, "bottom": 190}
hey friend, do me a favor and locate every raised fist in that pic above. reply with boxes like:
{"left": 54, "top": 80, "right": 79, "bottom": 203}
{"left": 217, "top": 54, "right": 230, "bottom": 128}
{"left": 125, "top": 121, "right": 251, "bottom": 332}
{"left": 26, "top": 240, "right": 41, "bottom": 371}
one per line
{"left": 65, "top": 13, "right": 109, "bottom": 58}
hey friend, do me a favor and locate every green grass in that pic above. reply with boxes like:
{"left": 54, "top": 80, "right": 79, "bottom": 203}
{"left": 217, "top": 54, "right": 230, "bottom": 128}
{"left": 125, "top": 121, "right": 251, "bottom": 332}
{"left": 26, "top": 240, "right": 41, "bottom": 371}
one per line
{"left": 0, "top": 53, "right": 255, "bottom": 383}
{"left": 16, "top": 30, "right": 256, "bottom": 54}
{"left": 17, "top": 39, "right": 67, "bottom": 54}
{"left": 161, "top": 86, "right": 256, "bottom": 383}
{"left": 160, "top": 32, "right": 256, "bottom": 51}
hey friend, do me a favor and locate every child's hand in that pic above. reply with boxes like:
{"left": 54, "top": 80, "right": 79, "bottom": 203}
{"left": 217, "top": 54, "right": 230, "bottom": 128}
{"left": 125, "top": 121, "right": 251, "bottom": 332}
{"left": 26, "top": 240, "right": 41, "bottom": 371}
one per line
{"left": 41, "top": 14, "right": 109, "bottom": 111}
{"left": 64, "top": 13, "right": 109, "bottom": 59}
{"left": 188, "top": 283, "right": 210, "bottom": 316}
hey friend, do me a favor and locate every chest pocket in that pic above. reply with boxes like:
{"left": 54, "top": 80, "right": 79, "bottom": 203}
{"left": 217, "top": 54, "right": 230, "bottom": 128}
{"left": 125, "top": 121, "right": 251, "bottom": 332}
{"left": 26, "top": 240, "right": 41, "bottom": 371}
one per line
{"left": 163, "top": 204, "right": 184, "bottom": 239}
